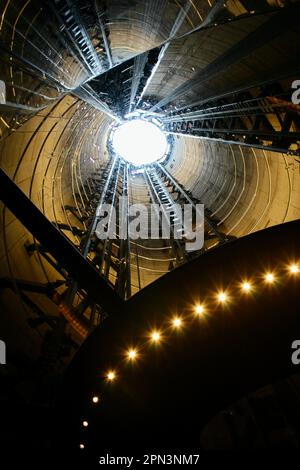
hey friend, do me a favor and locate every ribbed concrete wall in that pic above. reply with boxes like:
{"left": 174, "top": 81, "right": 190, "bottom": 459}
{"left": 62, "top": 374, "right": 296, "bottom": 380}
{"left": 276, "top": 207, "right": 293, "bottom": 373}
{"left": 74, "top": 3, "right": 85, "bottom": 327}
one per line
{"left": 166, "top": 136, "right": 300, "bottom": 237}
{"left": 0, "top": 97, "right": 110, "bottom": 357}
{"left": 1, "top": 96, "right": 300, "bottom": 363}
{"left": 1, "top": 1, "right": 300, "bottom": 365}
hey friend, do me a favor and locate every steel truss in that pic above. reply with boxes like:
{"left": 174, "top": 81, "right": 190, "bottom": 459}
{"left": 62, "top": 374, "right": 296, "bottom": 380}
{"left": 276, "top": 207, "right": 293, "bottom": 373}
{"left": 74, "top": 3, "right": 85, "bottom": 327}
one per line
{"left": 52, "top": 0, "right": 102, "bottom": 75}
{"left": 0, "top": 168, "right": 123, "bottom": 340}
{"left": 144, "top": 164, "right": 229, "bottom": 258}
{"left": 162, "top": 81, "right": 300, "bottom": 155}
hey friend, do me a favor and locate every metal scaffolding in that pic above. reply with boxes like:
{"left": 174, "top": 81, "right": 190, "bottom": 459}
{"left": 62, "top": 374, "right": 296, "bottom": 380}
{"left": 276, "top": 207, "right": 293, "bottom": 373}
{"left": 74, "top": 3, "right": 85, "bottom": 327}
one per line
{"left": 1, "top": 0, "right": 300, "bottom": 347}
{"left": 162, "top": 81, "right": 300, "bottom": 155}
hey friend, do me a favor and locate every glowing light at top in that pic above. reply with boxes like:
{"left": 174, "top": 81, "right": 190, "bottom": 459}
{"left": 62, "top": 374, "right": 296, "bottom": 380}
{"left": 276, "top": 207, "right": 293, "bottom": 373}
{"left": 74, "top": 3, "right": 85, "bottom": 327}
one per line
{"left": 112, "top": 119, "right": 167, "bottom": 165}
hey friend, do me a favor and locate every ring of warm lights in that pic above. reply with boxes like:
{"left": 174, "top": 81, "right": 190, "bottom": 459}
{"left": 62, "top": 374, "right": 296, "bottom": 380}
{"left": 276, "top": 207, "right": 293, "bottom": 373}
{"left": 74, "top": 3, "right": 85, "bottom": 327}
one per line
{"left": 79, "top": 260, "right": 299, "bottom": 449}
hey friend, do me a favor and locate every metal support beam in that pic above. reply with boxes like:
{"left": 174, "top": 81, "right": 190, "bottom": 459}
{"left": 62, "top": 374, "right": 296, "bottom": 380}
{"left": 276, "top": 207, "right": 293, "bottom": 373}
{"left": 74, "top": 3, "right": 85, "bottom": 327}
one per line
{"left": 54, "top": 223, "right": 85, "bottom": 237}
{"left": 81, "top": 158, "right": 118, "bottom": 258}
{"left": 163, "top": 85, "right": 300, "bottom": 155}
{"left": 150, "top": 7, "right": 300, "bottom": 112}
{"left": 137, "top": 0, "right": 192, "bottom": 107}
{"left": 125, "top": 164, "right": 132, "bottom": 299}
{"left": 25, "top": 243, "right": 68, "bottom": 278}
{"left": 0, "top": 278, "right": 64, "bottom": 295}
{"left": 116, "top": 163, "right": 131, "bottom": 299}
{"left": 95, "top": 0, "right": 113, "bottom": 68}
{"left": 52, "top": 0, "right": 102, "bottom": 76}
{"left": 0, "top": 169, "right": 123, "bottom": 313}
{"left": 128, "top": 52, "right": 148, "bottom": 113}
{"left": 144, "top": 167, "right": 186, "bottom": 265}
{"left": 158, "top": 164, "right": 227, "bottom": 243}
{"left": 100, "top": 160, "right": 122, "bottom": 275}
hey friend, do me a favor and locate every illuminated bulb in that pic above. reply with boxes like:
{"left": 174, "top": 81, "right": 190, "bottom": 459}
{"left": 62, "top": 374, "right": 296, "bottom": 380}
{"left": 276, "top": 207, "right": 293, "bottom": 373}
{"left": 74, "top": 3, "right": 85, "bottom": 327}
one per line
{"left": 217, "top": 291, "right": 228, "bottom": 303}
{"left": 241, "top": 281, "right": 252, "bottom": 292}
{"left": 92, "top": 396, "right": 99, "bottom": 404}
{"left": 79, "top": 444, "right": 85, "bottom": 449}
{"left": 264, "top": 272, "right": 275, "bottom": 284}
{"left": 126, "top": 348, "right": 138, "bottom": 361}
{"left": 82, "top": 421, "right": 88, "bottom": 427}
{"left": 195, "top": 304, "right": 204, "bottom": 315}
{"left": 106, "top": 370, "right": 116, "bottom": 382}
{"left": 150, "top": 330, "right": 161, "bottom": 343}
{"left": 289, "top": 263, "right": 299, "bottom": 274}
{"left": 172, "top": 317, "right": 183, "bottom": 328}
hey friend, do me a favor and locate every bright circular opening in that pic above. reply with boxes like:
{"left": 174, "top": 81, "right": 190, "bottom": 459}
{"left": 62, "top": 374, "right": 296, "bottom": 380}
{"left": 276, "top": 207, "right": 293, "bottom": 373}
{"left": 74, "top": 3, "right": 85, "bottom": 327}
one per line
{"left": 111, "top": 119, "right": 167, "bottom": 165}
